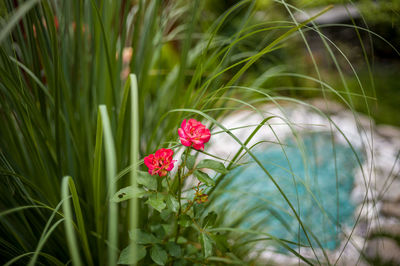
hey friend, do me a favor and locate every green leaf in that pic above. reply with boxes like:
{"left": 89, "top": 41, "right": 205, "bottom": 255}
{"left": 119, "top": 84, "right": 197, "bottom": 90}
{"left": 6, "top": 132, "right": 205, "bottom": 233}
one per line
{"left": 202, "top": 211, "right": 217, "bottom": 228}
{"left": 181, "top": 153, "right": 195, "bottom": 169}
{"left": 137, "top": 171, "right": 157, "bottom": 190}
{"left": 146, "top": 195, "right": 166, "bottom": 213}
{"left": 166, "top": 195, "right": 179, "bottom": 213}
{"left": 196, "top": 159, "right": 228, "bottom": 174}
{"left": 160, "top": 208, "right": 172, "bottom": 221}
{"left": 176, "top": 236, "right": 187, "bottom": 244}
{"left": 200, "top": 233, "right": 213, "bottom": 258}
{"left": 111, "top": 186, "right": 148, "bottom": 202}
{"left": 161, "top": 224, "right": 173, "bottom": 236}
{"left": 186, "top": 244, "right": 197, "bottom": 255}
{"left": 129, "top": 229, "right": 160, "bottom": 244}
{"left": 194, "top": 170, "right": 215, "bottom": 186}
{"left": 150, "top": 224, "right": 166, "bottom": 239}
{"left": 161, "top": 178, "right": 168, "bottom": 189}
{"left": 117, "top": 244, "right": 146, "bottom": 264}
{"left": 166, "top": 242, "right": 182, "bottom": 257}
{"left": 150, "top": 245, "right": 168, "bottom": 265}
{"left": 178, "top": 214, "right": 192, "bottom": 227}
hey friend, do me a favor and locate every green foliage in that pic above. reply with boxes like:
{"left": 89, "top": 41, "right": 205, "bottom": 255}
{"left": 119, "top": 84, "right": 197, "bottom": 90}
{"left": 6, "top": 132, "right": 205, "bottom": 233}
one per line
{"left": 137, "top": 171, "right": 158, "bottom": 191}
{"left": 197, "top": 159, "right": 228, "bottom": 174}
{"left": 194, "top": 170, "right": 216, "bottom": 186}
{"left": 129, "top": 229, "right": 160, "bottom": 245}
{"left": 111, "top": 186, "right": 148, "bottom": 202}
{"left": 146, "top": 195, "right": 167, "bottom": 213}
{"left": 117, "top": 244, "right": 146, "bottom": 265}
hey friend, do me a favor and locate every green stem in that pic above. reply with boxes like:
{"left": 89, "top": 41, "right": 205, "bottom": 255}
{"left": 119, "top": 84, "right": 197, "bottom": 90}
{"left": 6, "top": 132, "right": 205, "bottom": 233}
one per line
{"left": 182, "top": 201, "right": 194, "bottom": 214}
{"left": 175, "top": 148, "right": 190, "bottom": 242}
{"left": 174, "top": 168, "right": 182, "bottom": 243}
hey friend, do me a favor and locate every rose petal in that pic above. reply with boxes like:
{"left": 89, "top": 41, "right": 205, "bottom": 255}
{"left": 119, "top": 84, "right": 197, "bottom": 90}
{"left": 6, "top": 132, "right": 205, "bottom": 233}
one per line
{"left": 166, "top": 162, "right": 174, "bottom": 171}
{"left": 180, "top": 119, "right": 187, "bottom": 130}
{"left": 192, "top": 139, "right": 203, "bottom": 145}
{"left": 178, "top": 128, "right": 188, "bottom": 139}
{"left": 144, "top": 155, "right": 154, "bottom": 168}
{"left": 192, "top": 143, "right": 204, "bottom": 150}
{"left": 164, "top": 149, "right": 174, "bottom": 158}
{"left": 180, "top": 137, "right": 192, "bottom": 147}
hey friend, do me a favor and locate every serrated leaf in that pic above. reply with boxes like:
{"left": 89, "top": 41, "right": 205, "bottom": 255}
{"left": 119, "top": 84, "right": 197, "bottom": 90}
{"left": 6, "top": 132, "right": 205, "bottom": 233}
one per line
{"left": 117, "top": 244, "right": 146, "bottom": 264}
{"left": 129, "top": 229, "right": 160, "bottom": 244}
{"left": 150, "top": 245, "right": 168, "bottom": 265}
{"left": 181, "top": 153, "right": 195, "bottom": 169}
{"left": 166, "top": 194, "right": 179, "bottom": 213}
{"left": 111, "top": 186, "right": 148, "bottom": 202}
{"left": 137, "top": 171, "right": 157, "bottom": 190}
{"left": 166, "top": 242, "right": 182, "bottom": 257}
{"left": 200, "top": 233, "right": 213, "bottom": 258}
{"left": 194, "top": 170, "right": 215, "bottom": 186}
{"left": 146, "top": 195, "right": 166, "bottom": 212}
{"left": 196, "top": 159, "right": 228, "bottom": 174}
{"left": 202, "top": 211, "right": 217, "bottom": 228}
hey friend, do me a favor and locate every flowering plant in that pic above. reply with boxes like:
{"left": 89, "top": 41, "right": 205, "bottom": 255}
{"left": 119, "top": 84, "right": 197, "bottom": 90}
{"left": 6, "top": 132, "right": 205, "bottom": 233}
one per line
{"left": 113, "top": 118, "right": 230, "bottom": 265}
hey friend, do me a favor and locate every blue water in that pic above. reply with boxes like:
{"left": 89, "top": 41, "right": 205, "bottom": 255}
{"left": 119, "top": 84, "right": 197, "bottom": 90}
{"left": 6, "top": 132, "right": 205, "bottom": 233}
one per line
{"left": 212, "top": 132, "right": 361, "bottom": 251}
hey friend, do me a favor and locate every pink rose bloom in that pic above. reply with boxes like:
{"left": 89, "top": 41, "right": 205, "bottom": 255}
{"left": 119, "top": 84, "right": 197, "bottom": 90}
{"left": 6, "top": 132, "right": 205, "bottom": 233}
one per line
{"left": 144, "top": 148, "right": 176, "bottom": 177}
{"left": 178, "top": 119, "right": 211, "bottom": 151}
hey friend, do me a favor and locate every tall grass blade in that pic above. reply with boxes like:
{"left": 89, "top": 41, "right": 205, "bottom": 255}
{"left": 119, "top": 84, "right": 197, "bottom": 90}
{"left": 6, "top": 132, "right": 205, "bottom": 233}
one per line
{"left": 99, "top": 105, "right": 118, "bottom": 266}
{"left": 129, "top": 74, "right": 139, "bottom": 265}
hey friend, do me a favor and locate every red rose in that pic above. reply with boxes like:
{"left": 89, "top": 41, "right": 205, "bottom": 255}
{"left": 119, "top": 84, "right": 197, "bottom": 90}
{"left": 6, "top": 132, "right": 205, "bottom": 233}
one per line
{"left": 178, "top": 119, "right": 211, "bottom": 151}
{"left": 144, "top": 148, "right": 176, "bottom": 177}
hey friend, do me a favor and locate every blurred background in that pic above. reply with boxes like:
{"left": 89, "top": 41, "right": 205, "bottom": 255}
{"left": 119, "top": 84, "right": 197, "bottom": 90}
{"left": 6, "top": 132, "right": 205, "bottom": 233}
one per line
{"left": 202, "top": 0, "right": 400, "bottom": 126}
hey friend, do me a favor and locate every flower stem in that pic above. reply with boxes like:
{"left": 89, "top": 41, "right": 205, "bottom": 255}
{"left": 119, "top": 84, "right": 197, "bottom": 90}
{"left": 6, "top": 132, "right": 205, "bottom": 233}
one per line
{"left": 175, "top": 148, "right": 190, "bottom": 242}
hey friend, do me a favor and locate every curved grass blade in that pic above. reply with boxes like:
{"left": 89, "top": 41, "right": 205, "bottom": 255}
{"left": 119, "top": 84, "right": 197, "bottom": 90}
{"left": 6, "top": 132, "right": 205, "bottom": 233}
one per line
{"left": 28, "top": 198, "right": 67, "bottom": 266}
{"left": 209, "top": 227, "right": 314, "bottom": 265}
{"left": 28, "top": 218, "right": 65, "bottom": 266}
{"left": 4, "top": 251, "right": 64, "bottom": 266}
